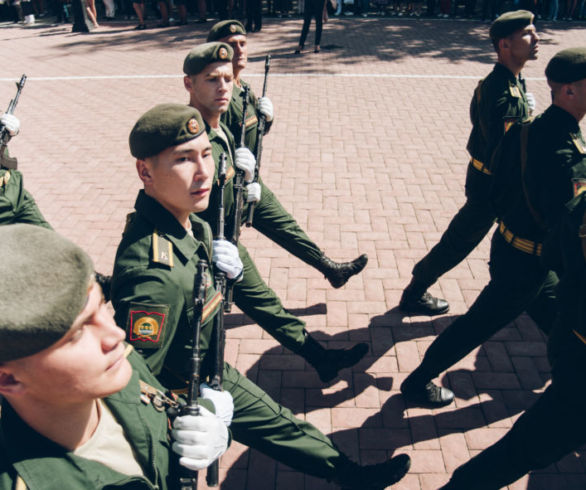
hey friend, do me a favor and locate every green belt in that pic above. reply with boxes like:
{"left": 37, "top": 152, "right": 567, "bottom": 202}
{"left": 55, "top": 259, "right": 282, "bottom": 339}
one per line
{"left": 498, "top": 221, "right": 542, "bottom": 256}
{"left": 471, "top": 158, "right": 492, "bottom": 176}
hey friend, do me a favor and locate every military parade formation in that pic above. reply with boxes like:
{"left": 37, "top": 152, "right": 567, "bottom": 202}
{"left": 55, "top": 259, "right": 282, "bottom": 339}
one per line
{"left": 0, "top": 14, "right": 585, "bottom": 490}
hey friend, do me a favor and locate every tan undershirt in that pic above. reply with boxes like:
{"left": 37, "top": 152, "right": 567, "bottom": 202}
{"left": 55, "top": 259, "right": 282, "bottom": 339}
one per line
{"left": 73, "top": 400, "right": 144, "bottom": 477}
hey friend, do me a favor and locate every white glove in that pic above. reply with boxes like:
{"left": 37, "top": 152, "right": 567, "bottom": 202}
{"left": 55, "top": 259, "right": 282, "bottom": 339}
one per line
{"left": 246, "top": 182, "right": 261, "bottom": 203}
{"left": 212, "top": 239, "right": 243, "bottom": 280}
{"left": 200, "top": 382, "right": 234, "bottom": 427}
{"left": 1, "top": 114, "right": 20, "bottom": 137}
{"left": 234, "top": 147, "right": 256, "bottom": 183}
{"left": 258, "top": 97, "right": 274, "bottom": 122}
{"left": 171, "top": 406, "right": 229, "bottom": 471}
{"left": 526, "top": 92, "right": 536, "bottom": 114}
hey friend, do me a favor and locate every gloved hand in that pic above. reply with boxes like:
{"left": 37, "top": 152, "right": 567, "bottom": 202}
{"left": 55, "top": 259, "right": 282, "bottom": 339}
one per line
{"left": 0, "top": 114, "right": 20, "bottom": 137}
{"left": 212, "top": 239, "right": 243, "bottom": 280}
{"left": 200, "top": 382, "right": 234, "bottom": 426}
{"left": 258, "top": 97, "right": 274, "bottom": 122}
{"left": 234, "top": 147, "right": 256, "bottom": 183}
{"left": 171, "top": 406, "right": 229, "bottom": 471}
{"left": 245, "top": 182, "right": 261, "bottom": 203}
{"left": 526, "top": 92, "right": 536, "bottom": 114}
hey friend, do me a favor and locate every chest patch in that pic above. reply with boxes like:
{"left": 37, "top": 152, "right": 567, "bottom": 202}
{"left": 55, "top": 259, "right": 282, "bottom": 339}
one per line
{"left": 126, "top": 303, "right": 169, "bottom": 349}
{"left": 245, "top": 115, "right": 258, "bottom": 128}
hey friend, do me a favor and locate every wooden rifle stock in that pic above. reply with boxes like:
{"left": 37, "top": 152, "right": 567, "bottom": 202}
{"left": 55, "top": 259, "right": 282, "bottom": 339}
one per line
{"left": 224, "top": 86, "right": 250, "bottom": 312}
{"left": 205, "top": 153, "right": 227, "bottom": 487}
{"left": 246, "top": 55, "right": 271, "bottom": 227}
{"left": 178, "top": 260, "right": 208, "bottom": 490}
{"left": 0, "top": 74, "right": 27, "bottom": 170}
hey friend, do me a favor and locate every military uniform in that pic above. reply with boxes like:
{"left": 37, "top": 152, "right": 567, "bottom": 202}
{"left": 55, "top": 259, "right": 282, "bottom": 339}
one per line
{"left": 0, "top": 348, "right": 181, "bottom": 490}
{"left": 111, "top": 191, "right": 368, "bottom": 484}
{"left": 408, "top": 62, "right": 530, "bottom": 297}
{"left": 442, "top": 164, "right": 586, "bottom": 490}
{"left": 0, "top": 166, "right": 51, "bottom": 229}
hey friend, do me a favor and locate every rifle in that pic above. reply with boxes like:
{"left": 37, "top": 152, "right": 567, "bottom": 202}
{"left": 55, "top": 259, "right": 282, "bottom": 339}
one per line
{"left": 224, "top": 85, "right": 249, "bottom": 313}
{"left": 178, "top": 260, "right": 208, "bottom": 490}
{"left": 245, "top": 55, "right": 271, "bottom": 227}
{"left": 205, "top": 153, "right": 228, "bottom": 487}
{"left": 0, "top": 74, "right": 27, "bottom": 170}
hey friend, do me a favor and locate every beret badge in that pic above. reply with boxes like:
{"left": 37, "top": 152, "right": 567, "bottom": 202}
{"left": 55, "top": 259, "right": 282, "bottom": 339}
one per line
{"left": 187, "top": 117, "right": 200, "bottom": 134}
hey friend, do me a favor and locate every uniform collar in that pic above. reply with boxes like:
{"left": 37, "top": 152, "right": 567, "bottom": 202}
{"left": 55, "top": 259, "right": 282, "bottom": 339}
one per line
{"left": 494, "top": 62, "right": 520, "bottom": 82}
{"left": 134, "top": 190, "right": 208, "bottom": 262}
{"left": 543, "top": 104, "right": 582, "bottom": 133}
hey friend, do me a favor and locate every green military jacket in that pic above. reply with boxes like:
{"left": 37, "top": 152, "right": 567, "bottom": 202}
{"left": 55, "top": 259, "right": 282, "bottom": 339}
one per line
{"left": 492, "top": 105, "right": 586, "bottom": 244}
{"left": 0, "top": 349, "right": 174, "bottom": 490}
{"left": 0, "top": 169, "right": 50, "bottom": 229}
{"left": 112, "top": 191, "right": 223, "bottom": 389}
{"left": 221, "top": 80, "right": 272, "bottom": 155}
{"left": 467, "top": 63, "right": 530, "bottom": 168}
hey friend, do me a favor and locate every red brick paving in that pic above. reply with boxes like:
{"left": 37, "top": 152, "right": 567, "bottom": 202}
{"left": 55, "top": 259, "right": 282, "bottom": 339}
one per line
{"left": 2, "top": 15, "right": 586, "bottom": 489}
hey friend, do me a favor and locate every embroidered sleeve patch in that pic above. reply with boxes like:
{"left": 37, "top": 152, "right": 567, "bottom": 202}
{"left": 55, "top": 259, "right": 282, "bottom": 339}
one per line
{"left": 223, "top": 165, "right": 235, "bottom": 183}
{"left": 573, "top": 179, "right": 586, "bottom": 198}
{"left": 126, "top": 303, "right": 170, "bottom": 350}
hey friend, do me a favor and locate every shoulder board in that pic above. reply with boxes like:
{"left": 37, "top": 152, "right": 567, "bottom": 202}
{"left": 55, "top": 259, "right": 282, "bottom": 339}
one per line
{"left": 572, "top": 134, "right": 586, "bottom": 154}
{"left": 509, "top": 84, "right": 521, "bottom": 98}
{"left": 152, "top": 231, "right": 174, "bottom": 267}
{"left": 0, "top": 170, "right": 9, "bottom": 187}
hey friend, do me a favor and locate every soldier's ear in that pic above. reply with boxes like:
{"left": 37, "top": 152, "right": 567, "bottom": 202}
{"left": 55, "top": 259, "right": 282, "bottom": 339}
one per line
{"left": 183, "top": 75, "right": 194, "bottom": 92}
{"left": 136, "top": 159, "right": 154, "bottom": 186}
{"left": 0, "top": 369, "right": 25, "bottom": 396}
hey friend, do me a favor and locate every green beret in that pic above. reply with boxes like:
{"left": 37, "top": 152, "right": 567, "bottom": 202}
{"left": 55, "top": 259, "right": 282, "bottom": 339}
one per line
{"left": 183, "top": 42, "right": 234, "bottom": 76}
{"left": 0, "top": 224, "right": 94, "bottom": 363}
{"left": 207, "top": 20, "right": 246, "bottom": 42}
{"left": 129, "top": 103, "right": 206, "bottom": 159}
{"left": 489, "top": 10, "right": 534, "bottom": 41}
{"left": 545, "top": 47, "right": 586, "bottom": 83}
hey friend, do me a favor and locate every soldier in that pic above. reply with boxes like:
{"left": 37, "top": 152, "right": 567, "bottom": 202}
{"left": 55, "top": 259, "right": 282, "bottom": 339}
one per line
{"left": 400, "top": 10, "right": 538, "bottom": 315}
{"left": 0, "top": 113, "right": 51, "bottom": 229}
{"left": 400, "top": 20, "right": 559, "bottom": 407}
{"left": 183, "top": 42, "right": 369, "bottom": 384}
{"left": 207, "top": 20, "right": 369, "bottom": 291}
{"left": 0, "top": 224, "right": 230, "bottom": 489}
{"left": 111, "top": 103, "right": 411, "bottom": 488}
{"left": 440, "top": 48, "right": 586, "bottom": 489}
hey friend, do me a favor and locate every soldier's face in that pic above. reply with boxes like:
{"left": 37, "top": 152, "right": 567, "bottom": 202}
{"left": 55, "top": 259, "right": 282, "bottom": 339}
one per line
{"left": 0, "top": 282, "right": 132, "bottom": 406}
{"left": 185, "top": 62, "right": 233, "bottom": 118}
{"left": 139, "top": 133, "right": 215, "bottom": 222}
{"left": 569, "top": 78, "right": 586, "bottom": 120}
{"left": 222, "top": 34, "right": 247, "bottom": 72}
{"left": 507, "top": 24, "right": 539, "bottom": 62}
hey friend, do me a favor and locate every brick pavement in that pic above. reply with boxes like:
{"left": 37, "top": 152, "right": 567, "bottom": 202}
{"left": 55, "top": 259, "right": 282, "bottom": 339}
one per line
{"left": 2, "top": 16, "right": 586, "bottom": 490}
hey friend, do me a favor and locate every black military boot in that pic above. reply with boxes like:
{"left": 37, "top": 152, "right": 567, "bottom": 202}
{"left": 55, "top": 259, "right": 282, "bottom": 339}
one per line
{"left": 334, "top": 453, "right": 411, "bottom": 489}
{"left": 299, "top": 333, "right": 369, "bottom": 383}
{"left": 400, "top": 369, "right": 454, "bottom": 407}
{"left": 317, "top": 253, "right": 368, "bottom": 288}
{"left": 399, "top": 278, "right": 449, "bottom": 315}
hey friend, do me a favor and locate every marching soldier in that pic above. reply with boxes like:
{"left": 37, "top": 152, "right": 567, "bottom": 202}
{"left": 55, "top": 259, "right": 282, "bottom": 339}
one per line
{"left": 208, "top": 19, "right": 369, "bottom": 290}
{"left": 441, "top": 47, "right": 586, "bottom": 489}
{"left": 400, "top": 10, "right": 538, "bottom": 315}
{"left": 0, "top": 224, "right": 230, "bottom": 489}
{"left": 183, "top": 42, "right": 369, "bottom": 384}
{"left": 111, "top": 103, "right": 411, "bottom": 489}
{"left": 400, "top": 16, "right": 559, "bottom": 407}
